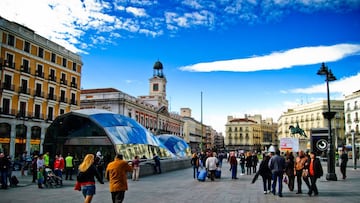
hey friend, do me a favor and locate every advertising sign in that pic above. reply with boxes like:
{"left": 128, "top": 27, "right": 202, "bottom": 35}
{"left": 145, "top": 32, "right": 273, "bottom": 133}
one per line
{"left": 280, "top": 138, "right": 299, "bottom": 152}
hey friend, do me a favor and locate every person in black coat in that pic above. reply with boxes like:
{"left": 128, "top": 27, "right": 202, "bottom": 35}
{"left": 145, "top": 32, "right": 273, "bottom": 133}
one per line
{"left": 305, "top": 152, "right": 323, "bottom": 197}
{"left": 340, "top": 147, "right": 348, "bottom": 180}
{"left": 257, "top": 154, "right": 272, "bottom": 194}
{"left": 0, "top": 153, "right": 11, "bottom": 189}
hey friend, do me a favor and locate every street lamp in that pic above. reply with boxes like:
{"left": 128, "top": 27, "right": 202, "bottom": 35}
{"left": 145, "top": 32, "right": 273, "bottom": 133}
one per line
{"left": 317, "top": 62, "right": 337, "bottom": 181}
{"left": 351, "top": 129, "right": 357, "bottom": 170}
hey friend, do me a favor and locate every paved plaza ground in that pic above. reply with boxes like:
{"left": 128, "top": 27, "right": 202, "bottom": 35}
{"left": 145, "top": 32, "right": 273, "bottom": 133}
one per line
{"left": 1, "top": 161, "right": 359, "bottom": 203}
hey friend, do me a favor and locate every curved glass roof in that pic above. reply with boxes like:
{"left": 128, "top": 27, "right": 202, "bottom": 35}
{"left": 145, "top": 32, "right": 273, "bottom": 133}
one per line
{"left": 157, "top": 134, "right": 191, "bottom": 158}
{"left": 45, "top": 109, "right": 190, "bottom": 159}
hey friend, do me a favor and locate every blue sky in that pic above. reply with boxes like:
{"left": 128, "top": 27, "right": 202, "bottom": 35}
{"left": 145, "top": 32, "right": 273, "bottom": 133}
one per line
{"left": 1, "top": 0, "right": 360, "bottom": 134}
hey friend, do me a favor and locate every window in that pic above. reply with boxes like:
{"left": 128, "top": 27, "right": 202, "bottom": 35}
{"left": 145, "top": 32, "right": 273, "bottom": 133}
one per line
{"left": 47, "top": 107, "right": 53, "bottom": 121}
{"left": 61, "top": 73, "right": 66, "bottom": 83}
{"left": 48, "top": 87, "right": 55, "bottom": 100}
{"left": 7, "top": 34, "right": 14, "bottom": 46}
{"left": 24, "top": 41, "right": 30, "bottom": 53}
{"left": 38, "top": 47, "right": 44, "bottom": 58}
{"left": 6, "top": 53, "right": 14, "bottom": 68}
{"left": 22, "top": 59, "right": 30, "bottom": 72}
{"left": 21, "top": 79, "right": 28, "bottom": 93}
{"left": 36, "top": 64, "right": 43, "bottom": 77}
{"left": 72, "top": 62, "right": 77, "bottom": 71}
{"left": 60, "top": 90, "right": 66, "bottom": 102}
{"left": 35, "top": 83, "right": 42, "bottom": 97}
{"left": 153, "top": 83, "right": 159, "bottom": 91}
{"left": 3, "top": 75, "right": 12, "bottom": 90}
{"left": 60, "top": 109, "right": 65, "bottom": 115}
{"left": 51, "top": 53, "right": 56, "bottom": 63}
{"left": 1, "top": 98, "right": 10, "bottom": 114}
{"left": 19, "top": 101, "right": 27, "bottom": 117}
{"left": 71, "top": 93, "right": 76, "bottom": 105}
{"left": 62, "top": 58, "right": 67, "bottom": 67}
{"left": 34, "top": 104, "right": 41, "bottom": 119}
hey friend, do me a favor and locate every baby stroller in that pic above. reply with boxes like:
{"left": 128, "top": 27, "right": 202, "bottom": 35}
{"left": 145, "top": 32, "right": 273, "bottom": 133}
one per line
{"left": 44, "top": 168, "right": 62, "bottom": 188}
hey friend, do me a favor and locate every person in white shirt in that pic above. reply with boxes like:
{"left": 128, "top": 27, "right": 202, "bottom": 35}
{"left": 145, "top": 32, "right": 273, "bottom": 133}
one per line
{"left": 205, "top": 152, "right": 219, "bottom": 181}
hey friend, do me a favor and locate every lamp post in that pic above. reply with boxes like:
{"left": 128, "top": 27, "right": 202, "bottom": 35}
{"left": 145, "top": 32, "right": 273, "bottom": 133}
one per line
{"left": 317, "top": 62, "right": 337, "bottom": 181}
{"left": 351, "top": 129, "right": 357, "bottom": 170}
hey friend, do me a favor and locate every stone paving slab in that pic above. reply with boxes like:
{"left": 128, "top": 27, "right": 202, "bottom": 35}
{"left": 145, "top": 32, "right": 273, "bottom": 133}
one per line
{"left": 1, "top": 162, "right": 359, "bottom": 203}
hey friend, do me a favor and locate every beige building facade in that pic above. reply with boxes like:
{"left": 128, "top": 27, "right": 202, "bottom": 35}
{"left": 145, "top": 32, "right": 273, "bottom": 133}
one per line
{"left": 225, "top": 114, "right": 277, "bottom": 152}
{"left": 344, "top": 90, "right": 360, "bottom": 146}
{"left": 277, "top": 100, "right": 345, "bottom": 150}
{"left": 0, "top": 17, "right": 82, "bottom": 158}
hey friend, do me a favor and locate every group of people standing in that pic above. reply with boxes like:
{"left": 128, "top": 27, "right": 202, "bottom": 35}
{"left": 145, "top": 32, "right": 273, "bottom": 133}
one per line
{"left": 256, "top": 149, "right": 323, "bottom": 198}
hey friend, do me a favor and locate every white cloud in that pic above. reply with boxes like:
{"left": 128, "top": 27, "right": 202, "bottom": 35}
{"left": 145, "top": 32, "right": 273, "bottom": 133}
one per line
{"left": 126, "top": 7, "right": 147, "bottom": 17}
{"left": 179, "top": 44, "right": 360, "bottom": 72}
{"left": 1, "top": 0, "right": 359, "bottom": 54}
{"left": 290, "top": 72, "right": 360, "bottom": 96}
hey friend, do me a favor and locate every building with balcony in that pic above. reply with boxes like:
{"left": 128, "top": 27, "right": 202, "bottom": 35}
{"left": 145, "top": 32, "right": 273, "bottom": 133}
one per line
{"left": 80, "top": 61, "right": 183, "bottom": 137}
{"left": 225, "top": 114, "right": 277, "bottom": 152}
{"left": 344, "top": 90, "right": 360, "bottom": 146}
{"left": 277, "top": 100, "right": 345, "bottom": 150}
{"left": 0, "top": 17, "right": 82, "bottom": 158}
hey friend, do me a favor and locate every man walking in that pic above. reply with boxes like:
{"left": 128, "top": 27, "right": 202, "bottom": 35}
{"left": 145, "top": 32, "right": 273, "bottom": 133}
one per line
{"left": 105, "top": 154, "right": 133, "bottom": 203}
{"left": 268, "top": 149, "right": 286, "bottom": 197}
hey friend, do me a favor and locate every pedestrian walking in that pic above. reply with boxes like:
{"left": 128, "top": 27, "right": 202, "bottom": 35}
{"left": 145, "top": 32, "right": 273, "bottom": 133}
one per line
{"left": 228, "top": 151, "right": 238, "bottom": 179}
{"left": 255, "top": 153, "right": 272, "bottom": 194}
{"left": 190, "top": 153, "right": 199, "bottom": 179}
{"left": 75, "top": 154, "right": 104, "bottom": 203}
{"left": 205, "top": 152, "right": 218, "bottom": 181}
{"left": 285, "top": 151, "right": 295, "bottom": 191}
{"left": 132, "top": 155, "right": 140, "bottom": 181}
{"left": 53, "top": 154, "right": 64, "bottom": 184}
{"left": 0, "top": 152, "right": 11, "bottom": 189}
{"left": 95, "top": 151, "right": 104, "bottom": 180}
{"left": 106, "top": 154, "right": 133, "bottom": 203}
{"left": 340, "top": 147, "right": 348, "bottom": 180}
{"left": 268, "top": 149, "right": 286, "bottom": 197}
{"left": 252, "top": 152, "right": 259, "bottom": 173}
{"left": 294, "top": 150, "right": 310, "bottom": 194}
{"left": 239, "top": 153, "right": 246, "bottom": 175}
{"left": 65, "top": 153, "right": 75, "bottom": 180}
{"left": 153, "top": 154, "right": 161, "bottom": 174}
{"left": 245, "top": 152, "right": 252, "bottom": 175}
{"left": 31, "top": 155, "right": 38, "bottom": 183}
{"left": 306, "top": 151, "right": 323, "bottom": 196}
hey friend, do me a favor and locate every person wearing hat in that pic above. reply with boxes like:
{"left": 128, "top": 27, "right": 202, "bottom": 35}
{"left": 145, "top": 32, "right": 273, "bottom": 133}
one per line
{"left": 105, "top": 154, "right": 133, "bottom": 203}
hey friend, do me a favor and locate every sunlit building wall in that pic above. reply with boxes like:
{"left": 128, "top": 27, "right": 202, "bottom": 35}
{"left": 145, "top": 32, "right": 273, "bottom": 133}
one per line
{"left": 344, "top": 90, "right": 360, "bottom": 146}
{"left": 0, "top": 17, "right": 82, "bottom": 158}
{"left": 277, "top": 100, "right": 345, "bottom": 149}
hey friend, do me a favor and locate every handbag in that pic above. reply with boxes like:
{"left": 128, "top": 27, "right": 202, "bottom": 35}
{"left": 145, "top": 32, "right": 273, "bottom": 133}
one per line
{"left": 302, "top": 170, "right": 308, "bottom": 177}
{"left": 283, "top": 175, "right": 288, "bottom": 184}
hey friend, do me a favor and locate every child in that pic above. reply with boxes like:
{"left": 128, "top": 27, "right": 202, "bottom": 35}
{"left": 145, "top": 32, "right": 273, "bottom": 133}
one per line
{"left": 37, "top": 167, "right": 44, "bottom": 189}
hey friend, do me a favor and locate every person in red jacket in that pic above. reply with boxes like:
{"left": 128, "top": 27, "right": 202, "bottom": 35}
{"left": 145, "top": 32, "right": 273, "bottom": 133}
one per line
{"left": 54, "top": 154, "right": 65, "bottom": 185}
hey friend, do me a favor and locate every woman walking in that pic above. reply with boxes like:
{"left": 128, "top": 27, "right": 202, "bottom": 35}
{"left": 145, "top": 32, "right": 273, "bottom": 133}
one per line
{"left": 258, "top": 153, "right": 272, "bottom": 194}
{"left": 75, "top": 154, "right": 104, "bottom": 203}
{"left": 285, "top": 152, "right": 295, "bottom": 191}
{"left": 306, "top": 152, "right": 323, "bottom": 197}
